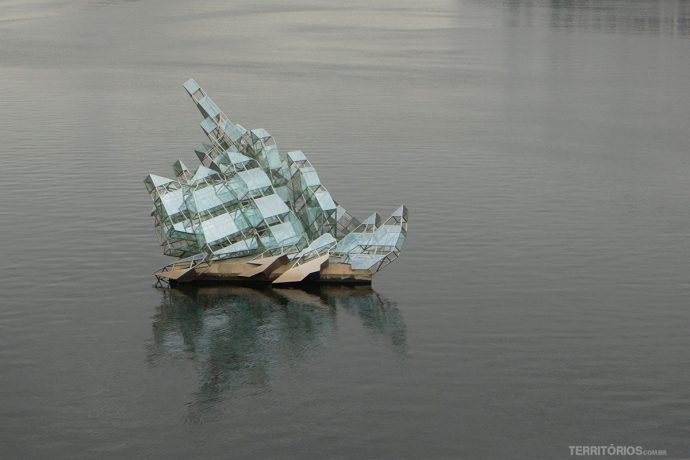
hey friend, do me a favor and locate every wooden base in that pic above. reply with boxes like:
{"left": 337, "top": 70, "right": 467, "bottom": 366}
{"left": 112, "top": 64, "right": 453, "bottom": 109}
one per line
{"left": 156, "top": 256, "right": 372, "bottom": 287}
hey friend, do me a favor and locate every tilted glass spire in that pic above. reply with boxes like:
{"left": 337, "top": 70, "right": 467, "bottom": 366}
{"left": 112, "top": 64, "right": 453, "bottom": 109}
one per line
{"left": 145, "top": 79, "right": 407, "bottom": 283}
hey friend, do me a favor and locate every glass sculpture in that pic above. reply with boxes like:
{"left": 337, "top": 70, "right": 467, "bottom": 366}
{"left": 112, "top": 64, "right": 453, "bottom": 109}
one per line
{"left": 145, "top": 79, "right": 407, "bottom": 286}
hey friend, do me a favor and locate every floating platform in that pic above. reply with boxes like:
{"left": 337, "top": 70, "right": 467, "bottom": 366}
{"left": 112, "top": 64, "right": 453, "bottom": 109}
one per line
{"left": 154, "top": 254, "right": 373, "bottom": 287}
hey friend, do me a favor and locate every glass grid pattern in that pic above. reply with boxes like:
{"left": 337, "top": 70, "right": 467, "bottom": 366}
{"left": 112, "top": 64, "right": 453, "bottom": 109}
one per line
{"left": 144, "top": 79, "right": 408, "bottom": 273}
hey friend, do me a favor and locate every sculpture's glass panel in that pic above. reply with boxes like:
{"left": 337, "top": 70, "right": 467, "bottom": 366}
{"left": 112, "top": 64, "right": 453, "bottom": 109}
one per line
{"left": 254, "top": 194, "right": 289, "bottom": 219}
{"left": 237, "top": 169, "right": 272, "bottom": 192}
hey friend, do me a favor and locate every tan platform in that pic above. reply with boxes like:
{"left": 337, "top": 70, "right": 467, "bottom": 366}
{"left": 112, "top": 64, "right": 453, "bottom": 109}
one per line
{"left": 155, "top": 255, "right": 372, "bottom": 286}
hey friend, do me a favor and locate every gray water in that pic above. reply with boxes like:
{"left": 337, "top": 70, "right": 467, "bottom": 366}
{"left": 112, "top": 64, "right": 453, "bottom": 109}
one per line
{"left": 1, "top": 0, "right": 690, "bottom": 458}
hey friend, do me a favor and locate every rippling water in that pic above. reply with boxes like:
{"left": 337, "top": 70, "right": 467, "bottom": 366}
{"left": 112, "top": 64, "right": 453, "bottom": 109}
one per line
{"left": 1, "top": 0, "right": 689, "bottom": 458}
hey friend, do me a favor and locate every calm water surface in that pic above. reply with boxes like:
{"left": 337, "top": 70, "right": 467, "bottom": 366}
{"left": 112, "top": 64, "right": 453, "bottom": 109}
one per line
{"left": 1, "top": 0, "right": 689, "bottom": 458}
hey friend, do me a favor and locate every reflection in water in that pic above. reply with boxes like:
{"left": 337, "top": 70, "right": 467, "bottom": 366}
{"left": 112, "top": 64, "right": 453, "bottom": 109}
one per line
{"left": 147, "top": 286, "right": 405, "bottom": 422}
{"left": 502, "top": 0, "right": 690, "bottom": 36}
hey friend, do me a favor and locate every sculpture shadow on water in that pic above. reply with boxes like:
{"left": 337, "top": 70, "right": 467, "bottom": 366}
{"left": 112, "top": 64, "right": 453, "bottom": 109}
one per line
{"left": 147, "top": 285, "right": 406, "bottom": 423}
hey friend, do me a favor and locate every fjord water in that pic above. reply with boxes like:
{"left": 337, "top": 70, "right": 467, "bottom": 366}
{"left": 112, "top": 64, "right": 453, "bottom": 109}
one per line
{"left": 1, "top": 0, "right": 689, "bottom": 458}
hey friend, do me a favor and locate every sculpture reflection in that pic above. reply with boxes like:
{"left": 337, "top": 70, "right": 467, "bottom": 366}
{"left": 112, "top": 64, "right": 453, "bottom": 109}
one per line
{"left": 148, "top": 285, "right": 405, "bottom": 423}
